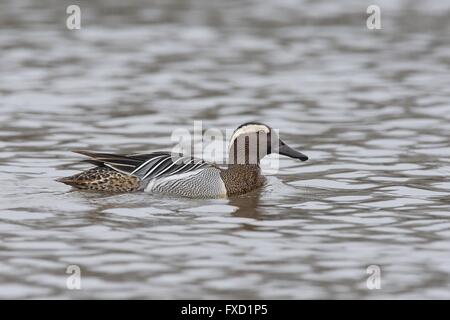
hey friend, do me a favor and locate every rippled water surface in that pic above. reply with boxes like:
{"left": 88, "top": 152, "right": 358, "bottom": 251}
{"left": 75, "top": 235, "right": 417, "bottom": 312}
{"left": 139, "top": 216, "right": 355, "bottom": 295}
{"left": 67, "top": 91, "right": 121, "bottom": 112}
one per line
{"left": 1, "top": 0, "right": 450, "bottom": 299}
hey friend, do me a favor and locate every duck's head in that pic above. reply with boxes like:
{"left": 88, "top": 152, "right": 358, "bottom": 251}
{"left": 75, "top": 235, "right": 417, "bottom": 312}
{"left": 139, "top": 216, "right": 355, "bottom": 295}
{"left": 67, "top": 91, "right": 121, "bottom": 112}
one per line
{"left": 229, "top": 122, "right": 308, "bottom": 164}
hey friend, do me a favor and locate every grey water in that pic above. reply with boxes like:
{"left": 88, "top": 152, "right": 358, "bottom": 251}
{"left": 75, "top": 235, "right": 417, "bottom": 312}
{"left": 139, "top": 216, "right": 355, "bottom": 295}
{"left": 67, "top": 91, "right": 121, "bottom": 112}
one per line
{"left": 1, "top": 0, "right": 450, "bottom": 299}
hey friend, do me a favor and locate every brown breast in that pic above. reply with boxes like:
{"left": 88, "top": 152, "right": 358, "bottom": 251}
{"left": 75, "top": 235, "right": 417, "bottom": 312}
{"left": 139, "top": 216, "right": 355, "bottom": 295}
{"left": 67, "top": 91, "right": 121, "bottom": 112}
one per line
{"left": 219, "top": 164, "right": 266, "bottom": 196}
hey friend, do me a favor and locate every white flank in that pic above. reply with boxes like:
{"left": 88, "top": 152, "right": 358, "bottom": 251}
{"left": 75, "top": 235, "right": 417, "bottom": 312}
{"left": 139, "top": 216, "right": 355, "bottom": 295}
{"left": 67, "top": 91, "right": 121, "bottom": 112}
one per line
{"left": 144, "top": 169, "right": 203, "bottom": 192}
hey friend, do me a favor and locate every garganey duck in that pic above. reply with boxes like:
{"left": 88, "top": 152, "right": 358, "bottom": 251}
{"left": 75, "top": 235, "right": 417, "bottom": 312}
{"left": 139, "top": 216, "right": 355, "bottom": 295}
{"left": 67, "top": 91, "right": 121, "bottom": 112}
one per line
{"left": 57, "top": 122, "right": 308, "bottom": 197}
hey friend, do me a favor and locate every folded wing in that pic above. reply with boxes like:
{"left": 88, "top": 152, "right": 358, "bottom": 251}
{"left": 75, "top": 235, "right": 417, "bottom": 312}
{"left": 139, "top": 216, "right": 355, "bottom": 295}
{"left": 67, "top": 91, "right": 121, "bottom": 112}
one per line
{"left": 74, "top": 150, "right": 209, "bottom": 180}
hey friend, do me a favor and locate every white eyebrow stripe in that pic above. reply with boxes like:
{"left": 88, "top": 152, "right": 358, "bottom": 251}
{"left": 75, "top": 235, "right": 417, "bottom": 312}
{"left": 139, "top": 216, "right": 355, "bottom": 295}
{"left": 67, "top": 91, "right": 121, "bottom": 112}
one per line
{"left": 131, "top": 155, "right": 167, "bottom": 175}
{"left": 152, "top": 156, "right": 189, "bottom": 178}
{"left": 230, "top": 124, "right": 270, "bottom": 146}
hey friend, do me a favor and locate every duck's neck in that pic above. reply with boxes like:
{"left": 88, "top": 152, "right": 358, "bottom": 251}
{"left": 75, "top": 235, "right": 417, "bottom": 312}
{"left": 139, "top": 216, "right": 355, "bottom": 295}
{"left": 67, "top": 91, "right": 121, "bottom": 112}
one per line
{"left": 220, "top": 164, "right": 265, "bottom": 196}
{"left": 227, "top": 138, "right": 263, "bottom": 165}
{"left": 220, "top": 136, "right": 267, "bottom": 195}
